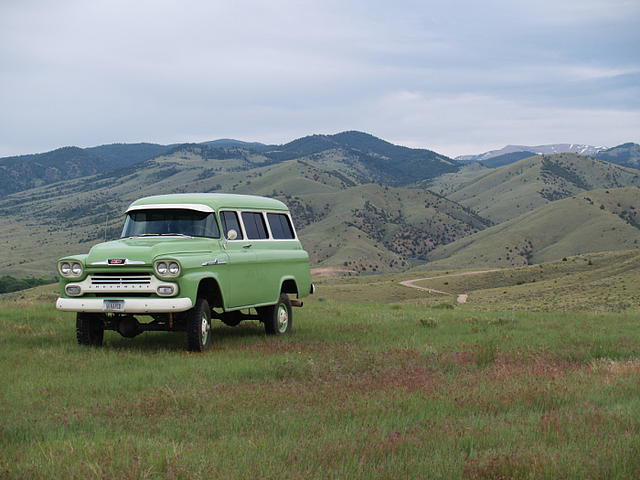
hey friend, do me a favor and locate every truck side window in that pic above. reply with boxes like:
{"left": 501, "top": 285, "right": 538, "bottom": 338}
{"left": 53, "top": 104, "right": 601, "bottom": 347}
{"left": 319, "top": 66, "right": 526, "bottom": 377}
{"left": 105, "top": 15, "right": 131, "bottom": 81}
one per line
{"left": 241, "top": 212, "right": 268, "bottom": 239}
{"left": 220, "top": 211, "right": 244, "bottom": 240}
{"left": 267, "top": 213, "right": 295, "bottom": 239}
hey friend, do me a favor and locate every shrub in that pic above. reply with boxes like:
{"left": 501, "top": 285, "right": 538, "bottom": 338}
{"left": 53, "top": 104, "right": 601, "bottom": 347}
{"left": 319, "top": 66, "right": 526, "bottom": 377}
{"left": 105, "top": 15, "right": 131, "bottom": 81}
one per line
{"left": 476, "top": 338, "right": 498, "bottom": 368}
{"left": 432, "top": 302, "right": 454, "bottom": 310}
{"left": 419, "top": 317, "right": 439, "bottom": 328}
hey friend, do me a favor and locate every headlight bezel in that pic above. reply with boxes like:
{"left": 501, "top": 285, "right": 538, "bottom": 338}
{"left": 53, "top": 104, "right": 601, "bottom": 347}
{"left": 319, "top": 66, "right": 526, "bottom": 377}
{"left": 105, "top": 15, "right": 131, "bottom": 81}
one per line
{"left": 58, "top": 260, "right": 84, "bottom": 278}
{"left": 155, "top": 259, "right": 181, "bottom": 278}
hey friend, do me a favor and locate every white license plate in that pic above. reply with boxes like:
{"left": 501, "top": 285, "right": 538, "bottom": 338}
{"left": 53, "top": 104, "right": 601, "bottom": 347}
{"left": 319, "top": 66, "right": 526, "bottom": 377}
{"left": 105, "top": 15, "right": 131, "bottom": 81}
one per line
{"left": 104, "top": 300, "right": 124, "bottom": 312}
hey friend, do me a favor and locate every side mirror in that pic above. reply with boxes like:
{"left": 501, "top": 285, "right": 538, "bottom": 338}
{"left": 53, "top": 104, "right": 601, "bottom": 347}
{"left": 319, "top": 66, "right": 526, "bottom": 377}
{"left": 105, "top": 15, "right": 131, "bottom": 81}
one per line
{"left": 226, "top": 229, "right": 238, "bottom": 240}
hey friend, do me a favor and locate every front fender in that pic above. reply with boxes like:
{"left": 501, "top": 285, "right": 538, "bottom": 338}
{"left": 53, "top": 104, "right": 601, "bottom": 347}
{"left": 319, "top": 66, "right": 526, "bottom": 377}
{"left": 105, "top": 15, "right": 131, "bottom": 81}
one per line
{"left": 177, "top": 270, "right": 223, "bottom": 305}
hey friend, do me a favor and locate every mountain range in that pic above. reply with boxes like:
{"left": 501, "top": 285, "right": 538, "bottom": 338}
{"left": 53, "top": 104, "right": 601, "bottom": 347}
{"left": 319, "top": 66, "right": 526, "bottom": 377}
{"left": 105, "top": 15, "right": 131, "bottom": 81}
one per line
{"left": 0, "top": 131, "right": 456, "bottom": 198}
{"left": 456, "top": 143, "right": 609, "bottom": 162}
{"left": 0, "top": 131, "right": 638, "bottom": 276}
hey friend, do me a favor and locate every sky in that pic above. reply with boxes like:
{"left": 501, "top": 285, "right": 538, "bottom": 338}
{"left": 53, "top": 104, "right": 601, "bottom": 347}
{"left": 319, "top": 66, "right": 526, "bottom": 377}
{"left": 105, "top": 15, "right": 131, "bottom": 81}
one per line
{"left": 1, "top": 0, "right": 639, "bottom": 158}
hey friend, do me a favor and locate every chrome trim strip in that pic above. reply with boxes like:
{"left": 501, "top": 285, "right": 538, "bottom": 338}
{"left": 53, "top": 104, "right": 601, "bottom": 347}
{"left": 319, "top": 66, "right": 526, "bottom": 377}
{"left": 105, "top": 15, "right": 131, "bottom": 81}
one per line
{"left": 90, "top": 260, "right": 147, "bottom": 266}
{"left": 56, "top": 297, "right": 193, "bottom": 313}
{"left": 126, "top": 203, "right": 214, "bottom": 213}
{"left": 201, "top": 259, "right": 227, "bottom": 266}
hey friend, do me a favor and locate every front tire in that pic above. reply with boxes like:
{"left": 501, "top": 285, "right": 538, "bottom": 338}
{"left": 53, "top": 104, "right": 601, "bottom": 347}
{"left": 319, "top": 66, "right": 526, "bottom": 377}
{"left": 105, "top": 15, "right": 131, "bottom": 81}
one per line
{"left": 186, "top": 298, "right": 212, "bottom": 352}
{"left": 76, "top": 313, "right": 105, "bottom": 346}
{"left": 260, "top": 293, "right": 293, "bottom": 336}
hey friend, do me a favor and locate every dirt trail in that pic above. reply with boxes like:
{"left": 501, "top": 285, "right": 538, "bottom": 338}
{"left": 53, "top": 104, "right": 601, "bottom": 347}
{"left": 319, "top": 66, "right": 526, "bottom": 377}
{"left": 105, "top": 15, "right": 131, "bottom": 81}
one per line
{"left": 311, "top": 267, "right": 357, "bottom": 277}
{"left": 399, "top": 270, "right": 500, "bottom": 303}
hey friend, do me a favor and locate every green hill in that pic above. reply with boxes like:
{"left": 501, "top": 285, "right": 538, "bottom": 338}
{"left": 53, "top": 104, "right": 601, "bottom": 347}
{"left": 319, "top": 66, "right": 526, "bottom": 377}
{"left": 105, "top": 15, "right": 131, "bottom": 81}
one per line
{"left": 480, "top": 150, "right": 537, "bottom": 168}
{"left": 0, "top": 131, "right": 457, "bottom": 198}
{"left": 444, "top": 153, "right": 640, "bottom": 222}
{"left": 0, "top": 144, "right": 172, "bottom": 197}
{"left": 265, "top": 131, "right": 458, "bottom": 184}
{"left": 424, "top": 162, "right": 489, "bottom": 197}
{"left": 425, "top": 187, "right": 640, "bottom": 269}
{"left": 595, "top": 142, "right": 640, "bottom": 170}
{"left": 0, "top": 143, "right": 483, "bottom": 276}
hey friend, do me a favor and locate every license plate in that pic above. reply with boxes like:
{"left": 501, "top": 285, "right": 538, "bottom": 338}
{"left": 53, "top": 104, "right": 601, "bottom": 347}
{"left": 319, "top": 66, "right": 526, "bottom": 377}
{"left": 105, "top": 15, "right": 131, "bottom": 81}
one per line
{"left": 104, "top": 300, "right": 124, "bottom": 312}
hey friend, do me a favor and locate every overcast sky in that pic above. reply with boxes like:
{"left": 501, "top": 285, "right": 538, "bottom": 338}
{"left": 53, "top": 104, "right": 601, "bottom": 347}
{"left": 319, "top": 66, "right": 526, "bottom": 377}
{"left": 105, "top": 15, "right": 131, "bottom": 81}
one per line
{"left": 1, "top": 0, "right": 639, "bottom": 158}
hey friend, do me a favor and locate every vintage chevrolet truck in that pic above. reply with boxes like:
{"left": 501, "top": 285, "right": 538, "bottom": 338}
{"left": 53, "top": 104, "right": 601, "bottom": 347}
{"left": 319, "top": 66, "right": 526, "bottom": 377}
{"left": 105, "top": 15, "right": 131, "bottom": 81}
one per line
{"left": 56, "top": 193, "right": 314, "bottom": 351}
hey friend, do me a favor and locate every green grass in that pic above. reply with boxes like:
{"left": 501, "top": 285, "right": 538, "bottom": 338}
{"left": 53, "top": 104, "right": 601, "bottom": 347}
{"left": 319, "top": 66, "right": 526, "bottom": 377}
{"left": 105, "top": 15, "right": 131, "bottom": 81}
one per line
{"left": 2, "top": 285, "right": 640, "bottom": 478}
{"left": 311, "top": 250, "right": 640, "bottom": 312}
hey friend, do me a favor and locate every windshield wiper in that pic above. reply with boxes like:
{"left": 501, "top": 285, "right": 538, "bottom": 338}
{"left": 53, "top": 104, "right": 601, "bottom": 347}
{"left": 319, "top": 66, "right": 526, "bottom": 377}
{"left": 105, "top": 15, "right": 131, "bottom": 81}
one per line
{"left": 125, "top": 233, "right": 163, "bottom": 238}
{"left": 160, "top": 233, "right": 193, "bottom": 238}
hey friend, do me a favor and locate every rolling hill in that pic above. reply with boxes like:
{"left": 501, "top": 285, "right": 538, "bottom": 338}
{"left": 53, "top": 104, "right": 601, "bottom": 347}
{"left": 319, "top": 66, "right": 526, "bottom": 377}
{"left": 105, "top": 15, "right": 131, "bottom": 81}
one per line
{"left": 4, "top": 132, "right": 638, "bottom": 278}
{"left": 442, "top": 153, "right": 640, "bottom": 222}
{"left": 0, "top": 141, "right": 482, "bottom": 276}
{"left": 480, "top": 151, "right": 537, "bottom": 168}
{"left": 425, "top": 187, "right": 640, "bottom": 269}
{"left": 0, "top": 131, "right": 458, "bottom": 198}
{"left": 595, "top": 143, "right": 640, "bottom": 170}
{"left": 263, "top": 131, "right": 458, "bottom": 184}
{"left": 0, "top": 143, "right": 172, "bottom": 197}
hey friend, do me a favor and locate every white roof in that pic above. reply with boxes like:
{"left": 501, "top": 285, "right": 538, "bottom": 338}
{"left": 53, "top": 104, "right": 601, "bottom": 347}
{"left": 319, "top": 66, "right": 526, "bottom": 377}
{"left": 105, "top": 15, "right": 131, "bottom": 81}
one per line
{"left": 126, "top": 203, "right": 214, "bottom": 213}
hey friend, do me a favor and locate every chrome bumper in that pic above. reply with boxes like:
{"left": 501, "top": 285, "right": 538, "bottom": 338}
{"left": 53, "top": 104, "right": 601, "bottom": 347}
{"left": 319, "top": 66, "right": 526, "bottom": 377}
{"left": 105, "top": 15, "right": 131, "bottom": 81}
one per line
{"left": 56, "top": 297, "right": 193, "bottom": 313}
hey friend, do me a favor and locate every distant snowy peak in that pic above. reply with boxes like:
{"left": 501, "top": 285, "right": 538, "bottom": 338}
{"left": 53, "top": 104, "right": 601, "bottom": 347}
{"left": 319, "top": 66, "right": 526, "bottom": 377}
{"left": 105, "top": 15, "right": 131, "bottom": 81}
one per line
{"left": 456, "top": 143, "right": 608, "bottom": 162}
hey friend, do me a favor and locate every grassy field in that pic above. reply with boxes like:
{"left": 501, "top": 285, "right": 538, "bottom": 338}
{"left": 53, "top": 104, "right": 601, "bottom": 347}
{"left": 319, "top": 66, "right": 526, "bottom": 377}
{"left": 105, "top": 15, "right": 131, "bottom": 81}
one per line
{"left": 2, "top": 276, "right": 640, "bottom": 479}
{"left": 313, "top": 250, "right": 640, "bottom": 312}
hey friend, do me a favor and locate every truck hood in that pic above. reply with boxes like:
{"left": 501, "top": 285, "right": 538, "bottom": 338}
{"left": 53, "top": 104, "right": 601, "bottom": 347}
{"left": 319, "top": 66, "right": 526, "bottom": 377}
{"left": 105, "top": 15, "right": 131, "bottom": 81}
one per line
{"left": 86, "top": 237, "right": 217, "bottom": 265}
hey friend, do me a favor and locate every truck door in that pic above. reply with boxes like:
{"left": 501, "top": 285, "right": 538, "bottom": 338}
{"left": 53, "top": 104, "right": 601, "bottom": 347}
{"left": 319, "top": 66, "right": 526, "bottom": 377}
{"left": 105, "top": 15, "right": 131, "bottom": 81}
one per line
{"left": 219, "top": 210, "right": 257, "bottom": 308}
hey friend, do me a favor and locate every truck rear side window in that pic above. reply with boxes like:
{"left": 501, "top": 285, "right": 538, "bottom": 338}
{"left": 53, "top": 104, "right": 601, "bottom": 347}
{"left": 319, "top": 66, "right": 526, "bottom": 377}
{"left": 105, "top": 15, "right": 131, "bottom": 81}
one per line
{"left": 241, "top": 212, "right": 268, "bottom": 239}
{"left": 220, "top": 211, "right": 244, "bottom": 240}
{"left": 267, "top": 213, "right": 295, "bottom": 239}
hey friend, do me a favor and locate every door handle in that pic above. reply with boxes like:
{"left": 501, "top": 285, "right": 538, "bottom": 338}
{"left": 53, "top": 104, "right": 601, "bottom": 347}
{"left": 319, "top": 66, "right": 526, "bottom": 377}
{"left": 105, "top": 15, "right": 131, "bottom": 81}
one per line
{"left": 243, "top": 244, "right": 253, "bottom": 249}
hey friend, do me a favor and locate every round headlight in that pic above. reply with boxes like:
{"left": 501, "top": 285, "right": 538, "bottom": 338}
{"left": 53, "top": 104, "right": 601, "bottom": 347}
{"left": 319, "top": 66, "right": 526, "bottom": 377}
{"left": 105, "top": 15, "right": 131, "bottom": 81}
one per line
{"left": 156, "top": 262, "right": 168, "bottom": 275}
{"left": 71, "top": 263, "right": 83, "bottom": 276}
{"left": 168, "top": 262, "right": 180, "bottom": 275}
{"left": 60, "top": 262, "right": 71, "bottom": 275}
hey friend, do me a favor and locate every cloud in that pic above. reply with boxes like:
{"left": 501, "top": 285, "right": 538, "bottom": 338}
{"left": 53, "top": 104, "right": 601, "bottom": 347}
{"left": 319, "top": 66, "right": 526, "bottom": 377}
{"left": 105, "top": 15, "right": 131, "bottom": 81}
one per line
{"left": 0, "top": 0, "right": 638, "bottom": 157}
{"left": 370, "top": 91, "right": 640, "bottom": 156}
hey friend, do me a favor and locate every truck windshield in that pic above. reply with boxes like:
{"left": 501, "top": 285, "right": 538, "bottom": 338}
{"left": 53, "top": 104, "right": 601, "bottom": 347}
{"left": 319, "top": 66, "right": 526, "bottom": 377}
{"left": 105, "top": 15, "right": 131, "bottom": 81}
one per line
{"left": 121, "top": 209, "right": 220, "bottom": 239}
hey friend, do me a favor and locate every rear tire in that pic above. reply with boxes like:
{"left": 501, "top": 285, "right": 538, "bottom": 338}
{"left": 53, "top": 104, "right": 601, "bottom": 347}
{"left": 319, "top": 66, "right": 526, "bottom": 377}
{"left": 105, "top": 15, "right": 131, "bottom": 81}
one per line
{"left": 260, "top": 293, "right": 293, "bottom": 336}
{"left": 76, "top": 313, "right": 105, "bottom": 346}
{"left": 186, "top": 298, "right": 212, "bottom": 352}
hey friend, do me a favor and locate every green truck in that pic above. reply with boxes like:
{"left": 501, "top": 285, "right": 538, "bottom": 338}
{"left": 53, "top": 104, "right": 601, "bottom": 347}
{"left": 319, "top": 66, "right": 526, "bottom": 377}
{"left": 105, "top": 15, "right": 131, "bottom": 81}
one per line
{"left": 56, "top": 193, "right": 314, "bottom": 351}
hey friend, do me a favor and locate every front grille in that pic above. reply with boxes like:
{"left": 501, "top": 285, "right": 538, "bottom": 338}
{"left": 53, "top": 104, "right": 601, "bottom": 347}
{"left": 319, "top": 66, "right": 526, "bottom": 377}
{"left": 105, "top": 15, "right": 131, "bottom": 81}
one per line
{"left": 90, "top": 274, "right": 152, "bottom": 287}
{"left": 68, "top": 272, "right": 176, "bottom": 296}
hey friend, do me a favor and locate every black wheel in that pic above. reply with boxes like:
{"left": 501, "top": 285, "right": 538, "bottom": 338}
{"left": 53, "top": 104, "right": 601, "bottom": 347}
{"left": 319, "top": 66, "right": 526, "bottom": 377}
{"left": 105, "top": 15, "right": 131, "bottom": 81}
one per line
{"left": 260, "top": 293, "right": 293, "bottom": 336}
{"left": 221, "top": 310, "right": 242, "bottom": 327}
{"left": 76, "top": 312, "right": 105, "bottom": 346}
{"left": 186, "top": 298, "right": 212, "bottom": 352}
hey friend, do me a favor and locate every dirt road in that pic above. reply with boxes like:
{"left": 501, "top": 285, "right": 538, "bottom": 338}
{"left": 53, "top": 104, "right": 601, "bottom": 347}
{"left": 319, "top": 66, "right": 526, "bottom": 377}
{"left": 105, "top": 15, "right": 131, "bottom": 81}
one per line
{"left": 399, "top": 270, "right": 500, "bottom": 303}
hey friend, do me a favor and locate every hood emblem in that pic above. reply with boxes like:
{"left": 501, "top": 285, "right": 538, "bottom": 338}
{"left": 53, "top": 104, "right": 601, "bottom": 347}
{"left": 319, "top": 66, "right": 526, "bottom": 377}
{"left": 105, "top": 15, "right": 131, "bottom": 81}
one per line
{"left": 89, "top": 259, "right": 147, "bottom": 266}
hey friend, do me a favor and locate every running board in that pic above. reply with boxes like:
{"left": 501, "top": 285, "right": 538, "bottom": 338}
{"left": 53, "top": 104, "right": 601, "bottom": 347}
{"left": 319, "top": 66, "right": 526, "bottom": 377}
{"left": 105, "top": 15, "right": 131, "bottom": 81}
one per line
{"left": 290, "top": 299, "right": 303, "bottom": 307}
